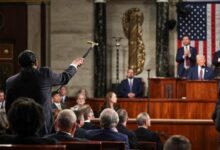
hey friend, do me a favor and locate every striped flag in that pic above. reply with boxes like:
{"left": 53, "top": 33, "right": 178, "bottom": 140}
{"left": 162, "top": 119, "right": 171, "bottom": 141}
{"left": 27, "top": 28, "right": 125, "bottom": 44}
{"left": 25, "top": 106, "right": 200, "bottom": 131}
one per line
{"left": 177, "top": 2, "right": 220, "bottom": 66}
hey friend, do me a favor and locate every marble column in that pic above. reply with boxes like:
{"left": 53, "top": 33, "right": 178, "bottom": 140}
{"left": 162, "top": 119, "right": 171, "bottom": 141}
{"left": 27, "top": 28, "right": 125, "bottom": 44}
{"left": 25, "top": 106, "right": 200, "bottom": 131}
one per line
{"left": 156, "top": 0, "right": 169, "bottom": 77}
{"left": 94, "top": 0, "right": 107, "bottom": 97}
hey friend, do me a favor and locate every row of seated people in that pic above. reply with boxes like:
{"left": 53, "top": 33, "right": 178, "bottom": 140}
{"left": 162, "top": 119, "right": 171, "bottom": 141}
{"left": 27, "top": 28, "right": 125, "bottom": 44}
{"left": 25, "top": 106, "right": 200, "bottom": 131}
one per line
{"left": 0, "top": 97, "right": 191, "bottom": 150}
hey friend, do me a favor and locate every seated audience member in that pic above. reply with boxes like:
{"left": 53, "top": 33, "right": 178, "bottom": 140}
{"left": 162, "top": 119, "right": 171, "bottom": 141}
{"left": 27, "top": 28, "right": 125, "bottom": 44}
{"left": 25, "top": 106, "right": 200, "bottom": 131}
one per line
{"left": 134, "top": 112, "right": 163, "bottom": 150}
{"left": 117, "top": 109, "right": 138, "bottom": 149}
{"left": 85, "top": 108, "right": 130, "bottom": 150}
{"left": 76, "top": 88, "right": 89, "bottom": 99}
{"left": 73, "top": 110, "right": 86, "bottom": 138}
{"left": 80, "top": 105, "right": 99, "bottom": 130}
{"left": 0, "top": 89, "right": 5, "bottom": 110}
{"left": 99, "top": 91, "right": 120, "bottom": 114}
{"left": 164, "top": 135, "right": 191, "bottom": 150}
{"left": 70, "top": 93, "right": 86, "bottom": 111}
{"left": 59, "top": 85, "right": 69, "bottom": 103}
{"left": 188, "top": 54, "right": 213, "bottom": 80}
{"left": 52, "top": 91, "right": 65, "bottom": 111}
{"left": 119, "top": 68, "right": 144, "bottom": 98}
{"left": 0, "top": 97, "right": 56, "bottom": 144}
{"left": 0, "top": 110, "right": 8, "bottom": 135}
{"left": 45, "top": 109, "right": 86, "bottom": 141}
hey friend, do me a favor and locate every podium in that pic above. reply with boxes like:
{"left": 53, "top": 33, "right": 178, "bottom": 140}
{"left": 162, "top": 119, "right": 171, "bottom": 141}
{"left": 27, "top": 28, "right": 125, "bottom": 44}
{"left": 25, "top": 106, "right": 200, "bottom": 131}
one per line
{"left": 186, "top": 80, "right": 218, "bottom": 100}
{"left": 150, "top": 78, "right": 218, "bottom": 100}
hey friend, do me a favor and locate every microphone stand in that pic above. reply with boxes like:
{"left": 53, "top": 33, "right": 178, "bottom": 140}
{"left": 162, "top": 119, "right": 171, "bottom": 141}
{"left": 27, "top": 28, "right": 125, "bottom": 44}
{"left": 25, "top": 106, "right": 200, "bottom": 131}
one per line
{"left": 147, "top": 69, "right": 151, "bottom": 114}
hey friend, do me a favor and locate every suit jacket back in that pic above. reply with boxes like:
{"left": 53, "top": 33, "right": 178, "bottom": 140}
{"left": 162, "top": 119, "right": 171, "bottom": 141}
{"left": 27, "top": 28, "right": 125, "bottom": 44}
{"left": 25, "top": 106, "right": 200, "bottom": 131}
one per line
{"left": 6, "top": 66, "right": 77, "bottom": 134}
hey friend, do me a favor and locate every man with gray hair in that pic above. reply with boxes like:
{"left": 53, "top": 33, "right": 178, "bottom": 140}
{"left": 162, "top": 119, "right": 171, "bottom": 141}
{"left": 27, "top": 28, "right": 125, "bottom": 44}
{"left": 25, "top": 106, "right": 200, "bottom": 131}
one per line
{"left": 188, "top": 54, "right": 213, "bottom": 80}
{"left": 85, "top": 108, "right": 130, "bottom": 150}
{"left": 45, "top": 109, "right": 85, "bottom": 141}
{"left": 164, "top": 135, "right": 191, "bottom": 150}
{"left": 134, "top": 112, "right": 163, "bottom": 150}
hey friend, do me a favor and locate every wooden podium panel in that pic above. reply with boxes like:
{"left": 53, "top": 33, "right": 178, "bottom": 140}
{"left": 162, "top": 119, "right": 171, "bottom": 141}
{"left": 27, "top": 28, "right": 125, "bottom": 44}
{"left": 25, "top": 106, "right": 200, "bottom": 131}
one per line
{"left": 186, "top": 80, "right": 218, "bottom": 100}
{"left": 150, "top": 78, "right": 176, "bottom": 98}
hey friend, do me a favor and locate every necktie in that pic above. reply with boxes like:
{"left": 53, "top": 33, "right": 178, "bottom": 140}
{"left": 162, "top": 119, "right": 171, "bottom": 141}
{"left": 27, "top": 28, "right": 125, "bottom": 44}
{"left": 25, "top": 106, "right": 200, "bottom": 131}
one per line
{"left": 199, "top": 68, "right": 203, "bottom": 80}
{"left": 185, "top": 47, "right": 190, "bottom": 67}
{"left": 129, "top": 79, "right": 133, "bottom": 92}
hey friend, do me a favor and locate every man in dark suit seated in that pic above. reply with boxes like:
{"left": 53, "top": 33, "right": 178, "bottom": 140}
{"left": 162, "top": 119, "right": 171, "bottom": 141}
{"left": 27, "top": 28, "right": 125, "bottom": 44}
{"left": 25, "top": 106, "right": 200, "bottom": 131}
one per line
{"left": 45, "top": 109, "right": 86, "bottom": 141}
{"left": 176, "top": 35, "right": 197, "bottom": 78}
{"left": 0, "top": 97, "right": 56, "bottom": 144}
{"left": 51, "top": 91, "right": 65, "bottom": 111}
{"left": 73, "top": 110, "right": 86, "bottom": 139}
{"left": 85, "top": 108, "right": 130, "bottom": 150}
{"left": 119, "top": 68, "right": 144, "bottom": 98}
{"left": 116, "top": 109, "right": 138, "bottom": 149}
{"left": 80, "top": 105, "right": 99, "bottom": 130}
{"left": 134, "top": 112, "right": 163, "bottom": 150}
{"left": 59, "top": 85, "right": 69, "bottom": 103}
{"left": 164, "top": 135, "right": 191, "bottom": 150}
{"left": 188, "top": 55, "right": 213, "bottom": 80}
{"left": 5, "top": 50, "right": 84, "bottom": 135}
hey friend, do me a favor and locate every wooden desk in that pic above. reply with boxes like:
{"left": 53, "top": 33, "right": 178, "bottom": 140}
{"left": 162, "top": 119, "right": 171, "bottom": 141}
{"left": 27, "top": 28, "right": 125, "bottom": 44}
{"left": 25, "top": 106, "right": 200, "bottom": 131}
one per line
{"left": 186, "top": 80, "right": 218, "bottom": 100}
{"left": 66, "top": 98, "right": 217, "bottom": 119}
{"left": 91, "top": 118, "right": 218, "bottom": 150}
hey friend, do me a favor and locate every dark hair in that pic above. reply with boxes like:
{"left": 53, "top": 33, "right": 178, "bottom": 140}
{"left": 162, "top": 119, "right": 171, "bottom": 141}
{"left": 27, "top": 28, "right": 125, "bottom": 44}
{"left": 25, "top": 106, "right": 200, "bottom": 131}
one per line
{"left": 18, "top": 50, "right": 37, "bottom": 81}
{"left": 164, "top": 135, "right": 191, "bottom": 150}
{"left": 79, "top": 104, "right": 93, "bottom": 120}
{"left": 7, "top": 97, "right": 44, "bottom": 136}
{"left": 18, "top": 50, "right": 36, "bottom": 68}
{"left": 51, "top": 91, "right": 59, "bottom": 97}
{"left": 117, "top": 109, "right": 128, "bottom": 124}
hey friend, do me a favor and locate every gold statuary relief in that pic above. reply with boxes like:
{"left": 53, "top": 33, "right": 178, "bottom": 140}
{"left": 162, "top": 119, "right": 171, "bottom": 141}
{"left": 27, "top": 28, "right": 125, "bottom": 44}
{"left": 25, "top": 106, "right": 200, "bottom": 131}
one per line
{"left": 122, "top": 8, "right": 145, "bottom": 75}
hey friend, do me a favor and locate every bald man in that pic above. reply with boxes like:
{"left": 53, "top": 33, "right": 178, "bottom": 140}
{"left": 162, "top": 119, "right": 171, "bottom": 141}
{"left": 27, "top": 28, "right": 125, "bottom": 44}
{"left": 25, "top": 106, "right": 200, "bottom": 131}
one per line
{"left": 188, "top": 55, "right": 213, "bottom": 80}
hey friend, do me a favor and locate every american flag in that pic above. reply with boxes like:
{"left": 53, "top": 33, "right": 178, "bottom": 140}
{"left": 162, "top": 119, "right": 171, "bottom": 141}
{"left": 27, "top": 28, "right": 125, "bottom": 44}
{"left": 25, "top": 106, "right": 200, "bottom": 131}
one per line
{"left": 177, "top": 2, "right": 220, "bottom": 66}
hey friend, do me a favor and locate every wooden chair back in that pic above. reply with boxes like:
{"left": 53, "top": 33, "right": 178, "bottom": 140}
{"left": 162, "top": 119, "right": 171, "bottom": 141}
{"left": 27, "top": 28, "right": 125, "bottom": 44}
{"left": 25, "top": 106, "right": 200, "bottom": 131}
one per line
{"left": 0, "top": 144, "right": 66, "bottom": 150}
{"left": 138, "top": 141, "right": 157, "bottom": 150}
{"left": 101, "top": 141, "right": 125, "bottom": 150}
{"left": 59, "top": 141, "right": 101, "bottom": 150}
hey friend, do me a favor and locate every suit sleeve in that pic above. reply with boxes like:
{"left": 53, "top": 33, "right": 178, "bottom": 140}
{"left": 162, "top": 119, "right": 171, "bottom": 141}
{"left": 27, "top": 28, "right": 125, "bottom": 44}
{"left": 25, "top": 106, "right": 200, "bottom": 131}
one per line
{"left": 50, "top": 65, "right": 77, "bottom": 86}
{"left": 176, "top": 48, "right": 184, "bottom": 63}
{"left": 119, "top": 80, "right": 128, "bottom": 98}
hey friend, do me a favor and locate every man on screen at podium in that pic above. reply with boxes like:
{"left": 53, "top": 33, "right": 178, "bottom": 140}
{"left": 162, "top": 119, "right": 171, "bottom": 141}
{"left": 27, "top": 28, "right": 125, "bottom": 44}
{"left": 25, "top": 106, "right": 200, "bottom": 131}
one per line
{"left": 176, "top": 35, "right": 197, "bottom": 78}
{"left": 188, "top": 55, "right": 213, "bottom": 80}
{"left": 119, "top": 68, "right": 143, "bottom": 98}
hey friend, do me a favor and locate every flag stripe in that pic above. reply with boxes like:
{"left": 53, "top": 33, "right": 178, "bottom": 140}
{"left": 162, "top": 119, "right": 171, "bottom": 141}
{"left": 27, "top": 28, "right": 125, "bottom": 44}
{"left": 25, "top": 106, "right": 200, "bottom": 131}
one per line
{"left": 207, "top": 4, "right": 212, "bottom": 66}
{"left": 211, "top": 4, "right": 216, "bottom": 65}
{"left": 203, "top": 40, "right": 207, "bottom": 65}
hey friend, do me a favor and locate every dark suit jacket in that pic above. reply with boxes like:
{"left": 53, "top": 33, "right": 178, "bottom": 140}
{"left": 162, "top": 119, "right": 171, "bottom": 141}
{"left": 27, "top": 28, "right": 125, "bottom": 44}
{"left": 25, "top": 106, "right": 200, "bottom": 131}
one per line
{"left": 187, "top": 66, "right": 213, "bottom": 80}
{"left": 45, "top": 131, "right": 86, "bottom": 142}
{"left": 0, "top": 134, "right": 57, "bottom": 144}
{"left": 51, "top": 103, "right": 66, "bottom": 110}
{"left": 6, "top": 65, "right": 77, "bottom": 135}
{"left": 74, "top": 127, "right": 86, "bottom": 139}
{"left": 81, "top": 122, "right": 100, "bottom": 130}
{"left": 85, "top": 128, "right": 130, "bottom": 150}
{"left": 119, "top": 78, "right": 143, "bottom": 98}
{"left": 134, "top": 127, "right": 163, "bottom": 150}
{"left": 212, "top": 104, "right": 220, "bottom": 132}
{"left": 213, "top": 50, "right": 220, "bottom": 77}
{"left": 176, "top": 46, "right": 197, "bottom": 77}
{"left": 116, "top": 124, "right": 138, "bottom": 149}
